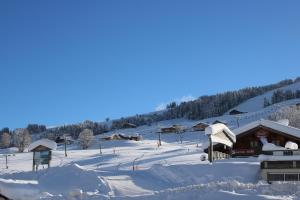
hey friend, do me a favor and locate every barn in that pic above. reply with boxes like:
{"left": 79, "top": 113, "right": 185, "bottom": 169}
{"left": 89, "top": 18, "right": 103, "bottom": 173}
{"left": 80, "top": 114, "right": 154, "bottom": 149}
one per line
{"left": 160, "top": 125, "right": 182, "bottom": 133}
{"left": 122, "top": 123, "right": 137, "bottom": 129}
{"left": 192, "top": 122, "right": 209, "bottom": 131}
{"left": 232, "top": 119, "right": 300, "bottom": 156}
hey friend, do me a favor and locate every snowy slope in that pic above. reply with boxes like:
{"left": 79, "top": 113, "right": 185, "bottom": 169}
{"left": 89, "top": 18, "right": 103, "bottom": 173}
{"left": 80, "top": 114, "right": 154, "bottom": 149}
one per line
{"left": 229, "top": 81, "right": 300, "bottom": 113}
{"left": 2, "top": 86, "right": 300, "bottom": 199}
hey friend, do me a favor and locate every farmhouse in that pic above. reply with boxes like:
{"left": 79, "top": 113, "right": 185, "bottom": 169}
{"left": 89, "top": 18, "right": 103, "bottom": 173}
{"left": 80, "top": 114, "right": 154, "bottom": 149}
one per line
{"left": 192, "top": 122, "right": 209, "bottom": 131}
{"left": 232, "top": 119, "right": 300, "bottom": 156}
{"left": 160, "top": 125, "right": 182, "bottom": 133}
{"left": 122, "top": 122, "right": 137, "bottom": 129}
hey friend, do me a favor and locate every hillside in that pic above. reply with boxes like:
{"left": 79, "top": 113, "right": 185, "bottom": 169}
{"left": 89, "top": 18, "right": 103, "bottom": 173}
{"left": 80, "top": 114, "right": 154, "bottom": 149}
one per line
{"left": 230, "top": 81, "right": 300, "bottom": 113}
{"left": 1, "top": 79, "right": 300, "bottom": 199}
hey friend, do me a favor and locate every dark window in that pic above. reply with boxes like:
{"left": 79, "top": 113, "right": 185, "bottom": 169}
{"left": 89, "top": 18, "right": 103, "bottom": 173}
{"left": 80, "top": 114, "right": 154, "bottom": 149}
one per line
{"left": 267, "top": 161, "right": 294, "bottom": 169}
{"left": 250, "top": 141, "right": 258, "bottom": 148}
{"left": 283, "top": 151, "right": 293, "bottom": 156}
{"left": 272, "top": 140, "right": 281, "bottom": 146}
{"left": 285, "top": 174, "right": 299, "bottom": 181}
{"left": 268, "top": 173, "right": 284, "bottom": 181}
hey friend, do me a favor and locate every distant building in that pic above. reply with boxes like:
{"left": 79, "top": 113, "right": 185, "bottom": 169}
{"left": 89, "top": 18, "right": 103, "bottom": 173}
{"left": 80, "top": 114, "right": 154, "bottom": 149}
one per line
{"left": 232, "top": 119, "right": 300, "bottom": 156}
{"left": 229, "top": 109, "right": 247, "bottom": 115}
{"left": 160, "top": 125, "right": 182, "bottom": 133}
{"left": 122, "top": 123, "right": 137, "bottom": 129}
{"left": 192, "top": 122, "right": 209, "bottom": 131}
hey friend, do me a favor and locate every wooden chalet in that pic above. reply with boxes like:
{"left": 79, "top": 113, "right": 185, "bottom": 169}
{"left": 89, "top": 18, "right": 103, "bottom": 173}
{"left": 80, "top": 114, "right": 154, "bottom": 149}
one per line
{"left": 229, "top": 109, "right": 247, "bottom": 115}
{"left": 192, "top": 122, "right": 209, "bottom": 131}
{"left": 160, "top": 125, "right": 182, "bottom": 133}
{"left": 259, "top": 143, "right": 300, "bottom": 182}
{"left": 232, "top": 119, "right": 300, "bottom": 157}
{"left": 122, "top": 122, "right": 137, "bottom": 129}
{"left": 205, "top": 124, "right": 236, "bottom": 162}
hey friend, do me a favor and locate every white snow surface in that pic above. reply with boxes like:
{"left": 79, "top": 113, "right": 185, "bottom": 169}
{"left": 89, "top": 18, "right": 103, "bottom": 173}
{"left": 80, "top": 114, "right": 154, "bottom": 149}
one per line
{"left": 285, "top": 141, "right": 298, "bottom": 150}
{"left": 262, "top": 143, "right": 286, "bottom": 151}
{"left": 233, "top": 119, "right": 300, "bottom": 139}
{"left": 1, "top": 86, "right": 300, "bottom": 199}
{"left": 229, "top": 81, "right": 300, "bottom": 113}
{"left": 28, "top": 139, "right": 57, "bottom": 152}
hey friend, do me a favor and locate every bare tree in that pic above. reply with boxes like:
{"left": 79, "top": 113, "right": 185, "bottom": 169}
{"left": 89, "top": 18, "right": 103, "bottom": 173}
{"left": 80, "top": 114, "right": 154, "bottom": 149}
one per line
{"left": 269, "top": 105, "right": 300, "bottom": 128}
{"left": 13, "top": 128, "right": 31, "bottom": 152}
{"left": 78, "top": 129, "right": 94, "bottom": 149}
{"left": 1, "top": 132, "right": 11, "bottom": 148}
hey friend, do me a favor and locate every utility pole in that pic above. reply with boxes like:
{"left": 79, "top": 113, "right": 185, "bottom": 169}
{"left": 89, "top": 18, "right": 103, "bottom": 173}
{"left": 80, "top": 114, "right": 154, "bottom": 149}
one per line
{"left": 5, "top": 154, "right": 8, "bottom": 169}
{"left": 64, "top": 136, "right": 67, "bottom": 157}
{"left": 99, "top": 138, "right": 102, "bottom": 155}
{"left": 208, "top": 136, "right": 213, "bottom": 163}
{"left": 158, "top": 132, "right": 162, "bottom": 147}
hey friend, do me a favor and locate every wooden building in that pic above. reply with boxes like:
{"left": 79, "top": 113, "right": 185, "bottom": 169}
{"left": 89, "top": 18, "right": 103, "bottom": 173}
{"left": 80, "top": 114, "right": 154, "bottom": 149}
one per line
{"left": 259, "top": 144, "right": 300, "bottom": 182}
{"left": 28, "top": 139, "right": 57, "bottom": 171}
{"left": 160, "top": 125, "right": 182, "bottom": 133}
{"left": 122, "top": 122, "right": 137, "bottom": 129}
{"left": 192, "top": 122, "right": 209, "bottom": 131}
{"left": 205, "top": 123, "right": 236, "bottom": 162}
{"left": 232, "top": 119, "right": 300, "bottom": 157}
{"left": 229, "top": 109, "right": 247, "bottom": 115}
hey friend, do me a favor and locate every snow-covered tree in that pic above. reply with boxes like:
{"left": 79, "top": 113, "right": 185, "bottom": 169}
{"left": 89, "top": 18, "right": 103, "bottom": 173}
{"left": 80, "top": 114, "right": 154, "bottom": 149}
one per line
{"left": 78, "top": 129, "right": 94, "bottom": 149}
{"left": 1, "top": 132, "right": 11, "bottom": 148}
{"left": 13, "top": 128, "right": 31, "bottom": 152}
{"left": 269, "top": 106, "right": 300, "bottom": 128}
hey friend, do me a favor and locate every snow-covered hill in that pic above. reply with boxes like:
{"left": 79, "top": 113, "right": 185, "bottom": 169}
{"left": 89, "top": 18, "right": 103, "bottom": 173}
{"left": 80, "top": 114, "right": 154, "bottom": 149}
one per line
{"left": 1, "top": 82, "right": 300, "bottom": 199}
{"left": 230, "top": 81, "right": 300, "bottom": 113}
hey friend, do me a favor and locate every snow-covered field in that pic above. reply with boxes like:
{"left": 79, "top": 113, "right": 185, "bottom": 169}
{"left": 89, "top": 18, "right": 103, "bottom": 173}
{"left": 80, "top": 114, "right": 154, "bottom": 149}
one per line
{"left": 1, "top": 85, "right": 300, "bottom": 199}
{"left": 1, "top": 128, "right": 300, "bottom": 200}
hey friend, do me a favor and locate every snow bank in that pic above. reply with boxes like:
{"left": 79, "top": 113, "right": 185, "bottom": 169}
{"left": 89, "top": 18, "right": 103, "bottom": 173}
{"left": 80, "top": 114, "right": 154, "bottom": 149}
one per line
{"left": 37, "top": 163, "right": 106, "bottom": 195}
{"left": 285, "top": 141, "right": 298, "bottom": 150}
{"left": 28, "top": 139, "right": 57, "bottom": 152}
{"left": 0, "top": 178, "right": 39, "bottom": 200}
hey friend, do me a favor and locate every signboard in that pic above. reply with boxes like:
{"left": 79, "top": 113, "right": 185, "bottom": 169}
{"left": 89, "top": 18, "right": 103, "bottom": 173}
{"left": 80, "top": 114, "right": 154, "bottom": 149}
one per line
{"left": 34, "top": 150, "right": 50, "bottom": 165}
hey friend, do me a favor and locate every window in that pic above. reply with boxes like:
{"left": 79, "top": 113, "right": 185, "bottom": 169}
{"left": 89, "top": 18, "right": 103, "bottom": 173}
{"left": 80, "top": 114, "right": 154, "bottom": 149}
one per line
{"left": 268, "top": 173, "right": 300, "bottom": 182}
{"left": 285, "top": 174, "right": 299, "bottom": 181}
{"left": 268, "top": 173, "right": 284, "bottom": 181}
{"left": 267, "top": 161, "right": 294, "bottom": 169}
{"left": 250, "top": 141, "right": 258, "bottom": 148}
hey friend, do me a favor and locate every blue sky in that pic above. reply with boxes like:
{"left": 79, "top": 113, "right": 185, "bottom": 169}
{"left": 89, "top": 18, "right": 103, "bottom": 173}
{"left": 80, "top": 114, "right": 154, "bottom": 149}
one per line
{"left": 1, "top": 0, "right": 300, "bottom": 129}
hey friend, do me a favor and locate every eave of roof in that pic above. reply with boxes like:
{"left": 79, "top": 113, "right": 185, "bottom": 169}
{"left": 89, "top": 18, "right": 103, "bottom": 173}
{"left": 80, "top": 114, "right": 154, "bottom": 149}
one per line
{"left": 233, "top": 119, "right": 300, "bottom": 139}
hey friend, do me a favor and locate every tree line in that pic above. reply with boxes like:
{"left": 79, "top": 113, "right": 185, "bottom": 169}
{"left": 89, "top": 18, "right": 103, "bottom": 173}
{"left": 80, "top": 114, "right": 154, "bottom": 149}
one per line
{"left": 0, "top": 78, "right": 299, "bottom": 148}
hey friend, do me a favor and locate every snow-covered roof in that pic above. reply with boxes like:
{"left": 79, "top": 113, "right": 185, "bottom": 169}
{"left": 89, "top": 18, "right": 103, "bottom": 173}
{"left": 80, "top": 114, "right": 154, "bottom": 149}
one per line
{"left": 258, "top": 154, "right": 300, "bottom": 162}
{"left": 205, "top": 124, "right": 236, "bottom": 147}
{"left": 233, "top": 119, "right": 300, "bottom": 139}
{"left": 28, "top": 139, "right": 57, "bottom": 152}
{"left": 277, "top": 119, "right": 289, "bottom": 126}
{"left": 262, "top": 143, "right": 286, "bottom": 151}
